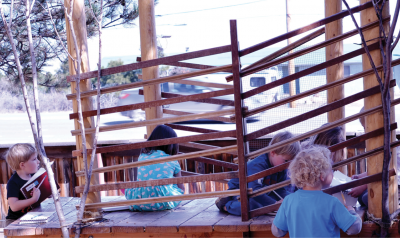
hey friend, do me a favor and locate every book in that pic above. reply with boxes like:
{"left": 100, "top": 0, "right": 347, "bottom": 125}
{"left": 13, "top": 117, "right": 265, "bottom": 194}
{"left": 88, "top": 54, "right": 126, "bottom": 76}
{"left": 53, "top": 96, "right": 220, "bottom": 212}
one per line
{"left": 20, "top": 167, "right": 59, "bottom": 209}
{"left": 330, "top": 171, "right": 358, "bottom": 207}
{"left": 19, "top": 212, "right": 55, "bottom": 224}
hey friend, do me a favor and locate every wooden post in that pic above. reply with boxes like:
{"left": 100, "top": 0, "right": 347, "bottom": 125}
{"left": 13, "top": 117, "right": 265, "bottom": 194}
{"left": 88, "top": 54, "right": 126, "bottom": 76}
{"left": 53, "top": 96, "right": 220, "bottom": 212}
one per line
{"left": 325, "top": 0, "right": 346, "bottom": 175}
{"left": 64, "top": 0, "right": 100, "bottom": 206}
{"left": 230, "top": 20, "right": 250, "bottom": 221}
{"left": 286, "top": 0, "right": 296, "bottom": 108}
{"left": 360, "top": 0, "right": 398, "bottom": 216}
{"left": 139, "top": 0, "right": 162, "bottom": 135}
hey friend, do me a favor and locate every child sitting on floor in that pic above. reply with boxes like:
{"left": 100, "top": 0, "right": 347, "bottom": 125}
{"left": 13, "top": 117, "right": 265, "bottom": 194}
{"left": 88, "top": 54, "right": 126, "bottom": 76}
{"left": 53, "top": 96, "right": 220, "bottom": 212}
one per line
{"left": 6, "top": 144, "right": 41, "bottom": 225}
{"left": 272, "top": 146, "right": 362, "bottom": 237}
{"left": 124, "top": 125, "right": 184, "bottom": 211}
{"left": 215, "top": 131, "right": 301, "bottom": 215}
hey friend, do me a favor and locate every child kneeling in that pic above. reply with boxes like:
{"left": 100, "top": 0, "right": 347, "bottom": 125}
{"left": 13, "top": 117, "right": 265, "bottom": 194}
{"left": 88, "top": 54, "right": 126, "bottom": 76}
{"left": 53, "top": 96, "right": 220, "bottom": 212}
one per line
{"left": 216, "top": 131, "right": 300, "bottom": 215}
{"left": 272, "top": 146, "right": 362, "bottom": 237}
{"left": 124, "top": 125, "right": 185, "bottom": 211}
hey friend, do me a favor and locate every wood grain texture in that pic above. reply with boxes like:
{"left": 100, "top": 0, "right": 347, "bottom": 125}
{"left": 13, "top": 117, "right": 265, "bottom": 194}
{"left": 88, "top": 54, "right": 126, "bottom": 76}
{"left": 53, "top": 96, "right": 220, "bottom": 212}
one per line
{"left": 71, "top": 108, "right": 235, "bottom": 136}
{"left": 66, "top": 46, "right": 231, "bottom": 82}
{"left": 76, "top": 145, "right": 237, "bottom": 177}
{"left": 178, "top": 205, "right": 228, "bottom": 233}
{"left": 66, "top": 65, "right": 232, "bottom": 100}
{"left": 73, "top": 130, "right": 236, "bottom": 156}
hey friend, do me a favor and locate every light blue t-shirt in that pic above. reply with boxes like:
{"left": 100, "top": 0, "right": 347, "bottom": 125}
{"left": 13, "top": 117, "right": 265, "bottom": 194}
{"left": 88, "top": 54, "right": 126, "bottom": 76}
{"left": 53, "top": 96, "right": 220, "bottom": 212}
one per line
{"left": 273, "top": 189, "right": 357, "bottom": 238}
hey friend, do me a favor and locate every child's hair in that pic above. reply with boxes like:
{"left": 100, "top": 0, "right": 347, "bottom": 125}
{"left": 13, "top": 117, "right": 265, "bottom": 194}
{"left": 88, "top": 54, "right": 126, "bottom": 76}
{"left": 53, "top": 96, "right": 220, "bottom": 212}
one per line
{"left": 142, "top": 125, "right": 179, "bottom": 155}
{"left": 270, "top": 131, "right": 301, "bottom": 158}
{"left": 303, "top": 125, "right": 345, "bottom": 164}
{"left": 6, "top": 143, "right": 37, "bottom": 171}
{"left": 289, "top": 145, "right": 332, "bottom": 188}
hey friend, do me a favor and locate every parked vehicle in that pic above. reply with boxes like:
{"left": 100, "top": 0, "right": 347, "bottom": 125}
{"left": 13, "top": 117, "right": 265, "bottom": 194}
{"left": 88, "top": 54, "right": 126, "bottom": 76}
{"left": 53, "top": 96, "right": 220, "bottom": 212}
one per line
{"left": 118, "top": 75, "right": 236, "bottom": 123}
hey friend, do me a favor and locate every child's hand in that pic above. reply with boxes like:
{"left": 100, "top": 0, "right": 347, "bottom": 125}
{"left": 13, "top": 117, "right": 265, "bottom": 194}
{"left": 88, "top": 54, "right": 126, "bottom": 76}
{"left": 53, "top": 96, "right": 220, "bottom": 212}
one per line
{"left": 348, "top": 185, "right": 367, "bottom": 197}
{"left": 31, "top": 187, "right": 41, "bottom": 202}
{"left": 346, "top": 206, "right": 355, "bottom": 211}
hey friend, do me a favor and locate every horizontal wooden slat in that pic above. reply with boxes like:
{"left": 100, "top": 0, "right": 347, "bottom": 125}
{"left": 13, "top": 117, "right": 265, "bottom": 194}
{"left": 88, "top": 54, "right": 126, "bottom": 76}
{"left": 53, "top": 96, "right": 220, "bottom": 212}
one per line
{"left": 179, "top": 141, "right": 238, "bottom": 156}
{"left": 149, "top": 90, "right": 235, "bottom": 106}
{"left": 226, "top": 27, "right": 326, "bottom": 82}
{"left": 166, "top": 123, "right": 222, "bottom": 133}
{"left": 75, "top": 145, "right": 237, "bottom": 177}
{"left": 187, "top": 156, "right": 238, "bottom": 170}
{"left": 75, "top": 171, "right": 238, "bottom": 193}
{"left": 242, "top": 42, "right": 380, "bottom": 99}
{"left": 245, "top": 79, "right": 395, "bottom": 141}
{"left": 164, "top": 110, "right": 233, "bottom": 123}
{"left": 71, "top": 108, "right": 235, "bottom": 136}
{"left": 239, "top": 1, "right": 373, "bottom": 56}
{"left": 244, "top": 58, "right": 400, "bottom": 118}
{"left": 245, "top": 97, "right": 400, "bottom": 160}
{"left": 72, "top": 130, "right": 236, "bottom": 156}
{"left": 80, "top": 189, "right": 241, "bottom": 210}
{"left": 180, "top": 170, "right": 230, "bottom": 184}
{"left": 136, "top": 56, "right": 233, "bottom": 73}
{"left": 173, "top": 79, "right": 233, "bottom": 89}
{"left": 238, "top": 18, "right": 383, "bottom": 81}
{"left": 66, "top": 65, "right": 232, "bottom": 100}
{"left": 67, "top": 45, "right": 231, "bottom": 82}
{"left": 69, "top": 88, "right": 233, "bottom": 119}
{"left": 246, "top": 124, "right": 397, "bottom": 183}
{"left": 249, "top": 169, "right": 395, "bottom": 218}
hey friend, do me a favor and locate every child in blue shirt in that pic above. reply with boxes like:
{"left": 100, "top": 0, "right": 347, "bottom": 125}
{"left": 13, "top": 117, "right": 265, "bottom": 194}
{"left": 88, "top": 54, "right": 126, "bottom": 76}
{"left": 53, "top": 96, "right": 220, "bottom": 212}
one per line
{"left": 215, "top": 131, "right": 301, "bottom": 215}
{"left": 124, "top": 125, "right": 184, "bottom": 211}
{"left": 272, "top": 145, "right": 362, "bottom": 237}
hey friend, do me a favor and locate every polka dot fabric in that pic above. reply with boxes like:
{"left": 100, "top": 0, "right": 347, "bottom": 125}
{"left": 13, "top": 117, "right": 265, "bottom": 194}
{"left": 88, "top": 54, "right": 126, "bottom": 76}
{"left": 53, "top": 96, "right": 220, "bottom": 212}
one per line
{"left": 124, "top": 150, "right": 183, "bottom": 211}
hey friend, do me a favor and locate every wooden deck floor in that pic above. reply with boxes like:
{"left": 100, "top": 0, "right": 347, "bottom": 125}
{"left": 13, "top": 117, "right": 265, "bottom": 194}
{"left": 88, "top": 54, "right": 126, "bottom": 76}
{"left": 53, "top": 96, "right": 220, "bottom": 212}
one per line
{"left": 4, "top": 196, "right": 278, "bottom": 238}
{"left": 4, "top": 196, "right": 393, "bottom": 238}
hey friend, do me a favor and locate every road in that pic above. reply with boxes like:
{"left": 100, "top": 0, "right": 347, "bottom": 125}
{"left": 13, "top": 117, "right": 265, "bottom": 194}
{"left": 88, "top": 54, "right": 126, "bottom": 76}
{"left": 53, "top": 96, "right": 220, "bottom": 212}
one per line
{"left": 2, "top": 103, "right": 398, "bottom": 147}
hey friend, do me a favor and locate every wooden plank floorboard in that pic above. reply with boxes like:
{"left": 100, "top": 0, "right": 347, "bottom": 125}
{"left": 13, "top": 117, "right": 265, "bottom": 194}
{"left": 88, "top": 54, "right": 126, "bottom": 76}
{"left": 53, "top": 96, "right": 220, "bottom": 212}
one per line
{"left": 39, "top": 197, "right": 80, "bottom": 235}
{"left": 112, "top": 200, "right": 192, "bottom": 234}
{"left": 4, "top": 197, "right": 72, "bottom": 237}
{"left": 249, "top": 215, "right": 274, "bottom": 231}
{"left": 213, "top": 214, "right": 254, "bottom": 233}
{"left": 178, "top": 202, "right": 229, "bottom": 233}
{"left": 145, "top": 198, "right": 216, "bottom": 233}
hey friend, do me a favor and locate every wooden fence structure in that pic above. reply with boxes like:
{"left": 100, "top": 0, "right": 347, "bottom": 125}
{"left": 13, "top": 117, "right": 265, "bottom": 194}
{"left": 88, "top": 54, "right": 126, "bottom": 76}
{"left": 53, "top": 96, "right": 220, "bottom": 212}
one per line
{"left": 1, "top": 1, "right": 399, "bottom": 234}
{"left": 62, "top": 0, "right": 398, "bottom": 221}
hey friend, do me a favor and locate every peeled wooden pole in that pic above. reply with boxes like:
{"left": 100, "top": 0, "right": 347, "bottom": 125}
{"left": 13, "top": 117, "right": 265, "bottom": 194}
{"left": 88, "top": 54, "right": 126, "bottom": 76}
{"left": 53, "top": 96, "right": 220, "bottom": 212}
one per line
{"left": 64, "top": 0, "right": 100, "bottom": 206}
{"left": 286, "top": 0, "right": 296, "bottom": 108}
{"left": 325, "top": 0, "right": 346, "bottom": 174}
{"left": 360, "top": 0, "right": 398, "bottom": 217}
{"left": 139, "top": 0, "right": 162, "bottom": 135}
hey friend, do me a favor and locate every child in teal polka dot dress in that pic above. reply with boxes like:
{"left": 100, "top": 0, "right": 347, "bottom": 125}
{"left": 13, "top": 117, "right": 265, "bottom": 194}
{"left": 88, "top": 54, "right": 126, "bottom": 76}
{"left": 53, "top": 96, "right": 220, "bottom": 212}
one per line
{"left": 124, "top": 125, "right": 185, "bottom": 211}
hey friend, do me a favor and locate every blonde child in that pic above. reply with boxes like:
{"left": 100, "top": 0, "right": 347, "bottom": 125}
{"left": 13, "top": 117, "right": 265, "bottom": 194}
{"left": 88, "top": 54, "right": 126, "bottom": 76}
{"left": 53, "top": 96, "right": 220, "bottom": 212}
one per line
{"left": 5, "top": 143, "right": 41, "bottom": 224}
{"left": 124, "top": 125, "right": 184, "bottom": 211}
{"left": 272, "top": 146, "right": 361, "bottom": 237}
{"left": 215, "top": 131, "right": 301, "bottom": 215}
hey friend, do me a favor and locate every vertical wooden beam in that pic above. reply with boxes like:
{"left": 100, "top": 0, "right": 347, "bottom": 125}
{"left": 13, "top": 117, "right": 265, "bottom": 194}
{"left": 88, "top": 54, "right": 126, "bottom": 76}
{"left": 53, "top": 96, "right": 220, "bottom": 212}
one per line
{"left": 230, "top": 20, "right": 249, "bottom": 221}
{"left": 325, "top": 0, "right": 346, "bottom": 175}
{"left": 286, "top": 0, "right": 296, "bottom": 108}
{"left": 360, "top": 0, "right": 398, "bottom": 216}
{"left": 139, "top": 0, "right": 163, "bottom": 135}
{"left": 64, "top": 0, "right": 100, "bottom": 206}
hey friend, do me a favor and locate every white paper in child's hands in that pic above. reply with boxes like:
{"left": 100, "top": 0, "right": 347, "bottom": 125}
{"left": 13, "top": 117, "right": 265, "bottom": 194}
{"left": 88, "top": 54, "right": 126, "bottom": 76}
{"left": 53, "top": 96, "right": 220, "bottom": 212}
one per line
{"left": 330, "top": 170, "right": 358, "bottom": 206}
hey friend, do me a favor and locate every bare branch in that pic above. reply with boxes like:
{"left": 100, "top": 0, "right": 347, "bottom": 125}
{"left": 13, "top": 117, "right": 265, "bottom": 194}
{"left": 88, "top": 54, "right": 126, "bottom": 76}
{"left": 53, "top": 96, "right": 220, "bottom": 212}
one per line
{"left": 390, "top": 0, "right": 400, "bottom": 51}
{"left": 342, "top": 0, "right": 383, "bottom": 87}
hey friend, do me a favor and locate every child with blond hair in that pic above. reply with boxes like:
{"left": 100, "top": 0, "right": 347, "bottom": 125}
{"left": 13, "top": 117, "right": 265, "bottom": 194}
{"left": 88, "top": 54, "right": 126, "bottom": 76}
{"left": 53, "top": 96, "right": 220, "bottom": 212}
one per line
{"left": 272, "top": 146, "right": 361, "bottom": 237}
{"left": 5, "top": 143, "right": 41, "bottom": 225}
{"left": 215, "top": 131, "right": 301, "bottom": 215}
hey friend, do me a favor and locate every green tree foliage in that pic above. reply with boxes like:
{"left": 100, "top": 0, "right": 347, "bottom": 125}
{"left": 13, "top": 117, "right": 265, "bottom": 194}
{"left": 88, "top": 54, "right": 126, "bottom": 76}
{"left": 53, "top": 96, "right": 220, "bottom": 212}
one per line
{"left": 0, "top": 0, "right": 152, "bottom": 85}
{"left": 93, "top": 59, "right": 141, "bottom": 88}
